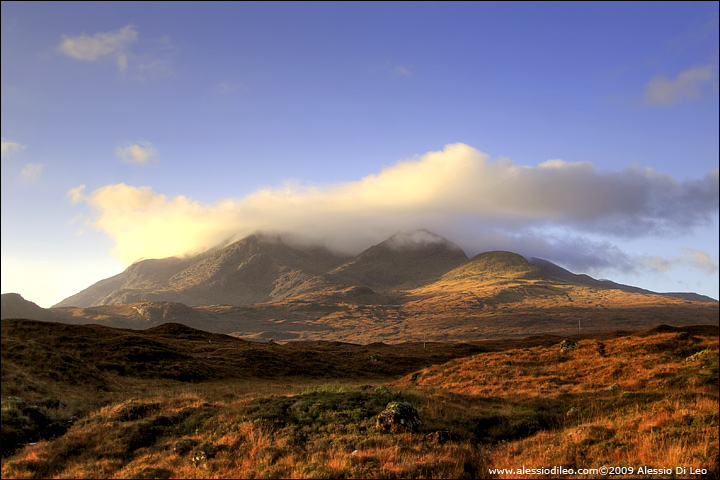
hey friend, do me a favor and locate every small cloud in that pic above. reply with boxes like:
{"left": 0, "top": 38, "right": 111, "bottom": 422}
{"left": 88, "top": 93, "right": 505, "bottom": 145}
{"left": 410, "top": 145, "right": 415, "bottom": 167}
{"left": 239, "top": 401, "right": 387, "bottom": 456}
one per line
{"left": 68, "top": 185, "right": 87, "bottom": 204}
{"left": 639, "top": 255, "right": 674, "bottom": 273}
{"left": 374, "top": 62, "right": 414, "bottom": 77}
{"left": 394, "top": 65, "right": 412, "bottom": 77}
{"left": 115, "top": 141, "right": 158, "bottom": 164}
{"left": 58, "top": 25, "right": 138, "bottom": 71}
{"left": 1, "top": 139, "right": 24, "bottom": 159}
{"left": 638, "top": 248, "right": 718, "bottom": 275}
{"left": 20, "top": 163, "right": 44, "bottom": 181}
{"left": 212, "top": 81, "right": 246, "bottom": 94}
{"left": 680, "top": 247, "right": 718, "bottom": 273}
{"left": 644, "top": 64, "right": 718, "bottom": 106}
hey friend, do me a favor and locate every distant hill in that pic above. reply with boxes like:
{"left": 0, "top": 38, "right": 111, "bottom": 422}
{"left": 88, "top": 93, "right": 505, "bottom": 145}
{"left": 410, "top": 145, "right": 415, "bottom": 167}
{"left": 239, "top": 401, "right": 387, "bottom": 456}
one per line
{"left": 1, "top": 293, "right": 60, "bottom": 323}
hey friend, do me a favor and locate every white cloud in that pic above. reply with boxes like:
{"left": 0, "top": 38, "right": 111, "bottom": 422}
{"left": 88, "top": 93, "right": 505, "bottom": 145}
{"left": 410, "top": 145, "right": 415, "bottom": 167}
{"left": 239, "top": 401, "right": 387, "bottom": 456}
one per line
{"left": 1, "top": 139, "right": 24, "bottom": 159}
{"left": 57, "top": 26, "right": 174, "bottom": 79}
{"left": 68, "top": 185, "right": 87, "bottom": 204}
{"left": 74, "top": 143, "right": 719, "bottom": 265}
{"left": 680, "top": 247, "right": 718, "bottom": 273}
{"left": 639, "top": 255, "right": 674, "bottom": 273}
{"left": 644, "top": 64, "right": 718, "bottom": 106}
{"left": 19, "top": 162, "right": 44, "bottom": 181}
{"left": 638, "top": 248, "right": 718, "bottom": 275}
{"left": 115, "top": 141, "right": 158, "bottom": 164}
{"left": 58, "top": 25, "right": 138, "bottom": 71}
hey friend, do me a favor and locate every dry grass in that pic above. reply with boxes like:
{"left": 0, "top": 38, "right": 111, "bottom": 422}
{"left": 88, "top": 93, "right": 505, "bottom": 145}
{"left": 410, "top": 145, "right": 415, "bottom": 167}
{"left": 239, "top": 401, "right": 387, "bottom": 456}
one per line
{"left": 2, "top": 322, "right": 718, "bottom": 479}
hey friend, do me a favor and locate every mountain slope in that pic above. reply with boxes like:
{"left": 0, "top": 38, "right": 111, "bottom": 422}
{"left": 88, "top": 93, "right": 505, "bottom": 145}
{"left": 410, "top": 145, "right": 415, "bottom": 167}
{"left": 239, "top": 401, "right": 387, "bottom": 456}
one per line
{"left": 529, "top": 257, "right": 719, "bottom": 302}
{"left": 54, "top": 234, "right": 350, "bottom": 308}
{"left": 1, "top": 293, "right": 60, "bottom": 323}
{"left": 327, "top": 230, "right": 468, "bottom": 291}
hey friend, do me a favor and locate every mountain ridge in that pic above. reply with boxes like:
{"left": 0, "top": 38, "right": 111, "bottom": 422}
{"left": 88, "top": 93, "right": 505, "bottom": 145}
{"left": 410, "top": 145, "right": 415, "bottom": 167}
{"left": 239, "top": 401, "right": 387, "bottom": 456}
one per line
{"left": 52, "top": 230, "right": 717, "bottom": 309}
{"left": 3, "top": 231, "right": 717, "bottom": 344}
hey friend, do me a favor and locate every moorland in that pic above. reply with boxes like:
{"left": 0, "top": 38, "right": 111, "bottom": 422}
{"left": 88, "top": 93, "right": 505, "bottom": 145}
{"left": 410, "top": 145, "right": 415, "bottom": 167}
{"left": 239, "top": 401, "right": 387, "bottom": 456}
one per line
{"left": 1, "top": 319, "right": 717, "bottom": 479}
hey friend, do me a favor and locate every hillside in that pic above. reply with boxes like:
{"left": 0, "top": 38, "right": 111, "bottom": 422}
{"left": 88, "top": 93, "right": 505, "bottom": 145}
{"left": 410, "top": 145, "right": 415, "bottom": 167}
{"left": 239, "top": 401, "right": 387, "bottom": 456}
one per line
{"left": 327, "top": 230, "right": 468, "bottom": 291}
{"left": 52, "top": 231, "right": 717, "bottom": 311}
{"left": 2, "top": 319, "right": 716, "bottom": 478}
{"left": 0, "top": 294, "right": 60, "bottom": 323}
{"left": 53, "top": 234, "right": 351, "bottom": 308}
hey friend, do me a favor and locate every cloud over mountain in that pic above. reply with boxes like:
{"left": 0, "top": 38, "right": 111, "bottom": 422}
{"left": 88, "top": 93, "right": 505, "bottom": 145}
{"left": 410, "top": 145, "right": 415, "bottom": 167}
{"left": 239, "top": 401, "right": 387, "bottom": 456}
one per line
{"left": 70, "top": 143, "right": 719, "bottom": 272}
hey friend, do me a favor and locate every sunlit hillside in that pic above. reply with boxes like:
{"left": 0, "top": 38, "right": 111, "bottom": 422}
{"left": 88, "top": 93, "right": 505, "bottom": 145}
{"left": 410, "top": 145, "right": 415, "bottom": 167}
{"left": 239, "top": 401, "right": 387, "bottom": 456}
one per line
{"left": 2, "top": 320, "right": 717, "bottom": 479}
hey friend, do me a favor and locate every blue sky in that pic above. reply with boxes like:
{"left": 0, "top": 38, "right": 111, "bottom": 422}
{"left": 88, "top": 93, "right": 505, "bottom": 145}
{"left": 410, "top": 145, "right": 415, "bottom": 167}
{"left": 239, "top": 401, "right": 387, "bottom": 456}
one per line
{"left": 2, "top": 1, "right": 718, "bottom": 307}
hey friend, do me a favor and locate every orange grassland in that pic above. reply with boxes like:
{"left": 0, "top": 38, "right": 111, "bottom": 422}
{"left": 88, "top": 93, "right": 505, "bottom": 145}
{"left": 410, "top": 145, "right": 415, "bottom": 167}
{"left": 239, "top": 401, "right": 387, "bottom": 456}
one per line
{"left": 1, "top": 321, "right": 717, "bottom": 479}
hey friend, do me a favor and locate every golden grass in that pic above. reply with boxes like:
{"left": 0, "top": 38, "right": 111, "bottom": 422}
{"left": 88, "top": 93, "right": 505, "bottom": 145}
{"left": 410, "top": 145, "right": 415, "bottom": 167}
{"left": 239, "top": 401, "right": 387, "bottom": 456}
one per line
{"left": 2, "top": 324, "right": 718, "bottom": 479}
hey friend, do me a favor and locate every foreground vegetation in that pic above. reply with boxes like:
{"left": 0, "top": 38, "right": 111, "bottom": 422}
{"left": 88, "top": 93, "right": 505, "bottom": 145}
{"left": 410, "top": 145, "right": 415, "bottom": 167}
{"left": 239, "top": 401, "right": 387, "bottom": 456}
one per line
{"left": 1, "top": 321, "right": 718, "bottom": 478}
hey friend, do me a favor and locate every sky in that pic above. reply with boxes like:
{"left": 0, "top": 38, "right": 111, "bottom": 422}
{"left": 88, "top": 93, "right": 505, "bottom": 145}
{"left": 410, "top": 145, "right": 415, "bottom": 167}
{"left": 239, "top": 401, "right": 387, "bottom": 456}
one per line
{"left": 1, "top": 1, "right": 718, "bottom": 308}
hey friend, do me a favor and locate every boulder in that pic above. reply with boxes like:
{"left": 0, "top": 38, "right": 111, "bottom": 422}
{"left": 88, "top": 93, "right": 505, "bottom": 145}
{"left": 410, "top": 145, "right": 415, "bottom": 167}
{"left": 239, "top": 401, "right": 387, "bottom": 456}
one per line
{"left": 376, "top": 401, "right": 422, "bottom": 433}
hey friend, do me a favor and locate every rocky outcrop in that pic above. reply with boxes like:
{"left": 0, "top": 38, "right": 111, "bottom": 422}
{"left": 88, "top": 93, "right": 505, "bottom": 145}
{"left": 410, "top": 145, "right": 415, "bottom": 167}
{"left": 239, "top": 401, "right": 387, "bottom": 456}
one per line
{"left": 376, "top": 401, "right": 422, "bottom": 433}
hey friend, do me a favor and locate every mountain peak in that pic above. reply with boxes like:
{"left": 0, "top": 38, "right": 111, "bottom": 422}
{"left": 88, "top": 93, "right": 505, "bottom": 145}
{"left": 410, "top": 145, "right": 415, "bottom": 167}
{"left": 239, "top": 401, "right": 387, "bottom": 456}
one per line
{"left": 381, "top": 230, "right": 463, "bottom": 251}
{"left": 440, "top": 250, "right": 541, "bottom": 282}
{"left": 328, "top": 231, "right": 468, "bottom": 290}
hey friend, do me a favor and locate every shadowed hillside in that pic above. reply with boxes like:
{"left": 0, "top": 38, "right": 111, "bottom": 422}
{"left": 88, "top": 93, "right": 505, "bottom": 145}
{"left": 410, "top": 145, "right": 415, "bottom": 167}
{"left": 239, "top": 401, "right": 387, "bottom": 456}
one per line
{"left": 53, "top": 234, "right": 351, "bottom": 308}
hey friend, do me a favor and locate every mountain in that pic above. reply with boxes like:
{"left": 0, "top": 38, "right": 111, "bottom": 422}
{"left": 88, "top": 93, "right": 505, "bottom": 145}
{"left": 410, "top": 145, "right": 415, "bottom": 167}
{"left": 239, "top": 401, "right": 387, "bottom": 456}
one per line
{"left": 327, "top": 230, "right": 468, "bottom": 291}
{"left": 9, "top": 230, "right": 712, "bottom": 343}
{"left": 54, "top": 234, "right": 350, "bottom": 308}
{"left": 53, "top": 230, "right": 470, "bottom": 308}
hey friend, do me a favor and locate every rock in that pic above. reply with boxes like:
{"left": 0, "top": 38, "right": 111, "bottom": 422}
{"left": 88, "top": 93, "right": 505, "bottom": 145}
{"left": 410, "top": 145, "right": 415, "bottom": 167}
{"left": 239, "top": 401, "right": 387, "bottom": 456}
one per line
{"left": 560, "top": 339, "right": 578, "bottom": 352}
{"left": 603, "top": 383, "right": 620, "bottom": 392}
{"left": 376, "top": 401, "right": 422, "bottom": 433}
{"left": 374, "top": 385, "right": 391, "bottom": 395}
